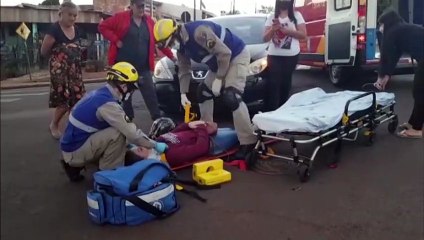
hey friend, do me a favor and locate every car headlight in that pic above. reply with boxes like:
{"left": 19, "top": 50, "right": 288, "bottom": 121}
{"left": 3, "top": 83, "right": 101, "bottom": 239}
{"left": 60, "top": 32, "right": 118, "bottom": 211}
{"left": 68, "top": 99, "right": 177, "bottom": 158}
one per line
{"left": 153, "top": 60, "right": 174, "bottom": 81}
{"left": 247, "top": 57, "right": 268, "bottom": 76}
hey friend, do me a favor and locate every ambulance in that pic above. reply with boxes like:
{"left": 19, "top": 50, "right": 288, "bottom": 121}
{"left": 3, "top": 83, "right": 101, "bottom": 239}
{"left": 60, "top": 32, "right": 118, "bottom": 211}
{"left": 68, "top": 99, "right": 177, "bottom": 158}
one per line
{"left": 295, "top": 0, "right": 422, "bottom": 86}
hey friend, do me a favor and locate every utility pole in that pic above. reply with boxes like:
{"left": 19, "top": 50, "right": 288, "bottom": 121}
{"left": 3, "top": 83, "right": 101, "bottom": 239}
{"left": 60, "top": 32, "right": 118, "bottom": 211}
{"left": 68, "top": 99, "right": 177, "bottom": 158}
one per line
{"left": 233, "top": 0, "right": 236, "bottom": 14}
{"left": 194, "top": 0, "right": 197, "bottom": 21}
{"left": 150, "top": 0, "right": 154, "bottom": 17}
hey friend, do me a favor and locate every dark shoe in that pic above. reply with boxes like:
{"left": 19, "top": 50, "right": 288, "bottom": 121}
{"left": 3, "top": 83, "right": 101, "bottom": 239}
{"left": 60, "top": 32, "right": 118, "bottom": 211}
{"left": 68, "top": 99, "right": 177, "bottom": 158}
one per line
{"left": 60, "top": 159, "right": 85, "bottom": 182}
{"left": 229, "top": 144, "right": 256, "bottom": 161}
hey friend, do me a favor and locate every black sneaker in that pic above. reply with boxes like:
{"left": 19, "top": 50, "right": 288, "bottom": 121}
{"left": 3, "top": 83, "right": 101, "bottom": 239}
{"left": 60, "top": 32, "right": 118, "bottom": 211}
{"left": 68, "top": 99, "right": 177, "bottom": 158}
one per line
{"left": 60, "top": 159, "right": 85, "bottom": 182}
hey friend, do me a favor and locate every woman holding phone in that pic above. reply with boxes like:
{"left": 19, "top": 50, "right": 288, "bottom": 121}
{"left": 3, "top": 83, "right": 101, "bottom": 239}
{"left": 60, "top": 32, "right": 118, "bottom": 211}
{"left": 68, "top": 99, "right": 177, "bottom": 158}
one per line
{"left": 263, "top": 0, "right": 307, "bottom": 111}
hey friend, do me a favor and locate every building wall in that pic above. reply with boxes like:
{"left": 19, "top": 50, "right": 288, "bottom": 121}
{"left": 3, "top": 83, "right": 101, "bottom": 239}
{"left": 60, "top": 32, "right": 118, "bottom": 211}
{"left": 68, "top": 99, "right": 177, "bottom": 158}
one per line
{"left": 94, "top": 0, "right": 130, "bottom": 14}
{"left": 0, "top": 7, "right": 102, "bottom": 24}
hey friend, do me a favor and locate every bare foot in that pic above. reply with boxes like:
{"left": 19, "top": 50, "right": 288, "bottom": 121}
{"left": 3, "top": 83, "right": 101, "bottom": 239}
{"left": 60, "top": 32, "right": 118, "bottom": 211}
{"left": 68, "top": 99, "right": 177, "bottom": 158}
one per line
{"left": 49, "top": 123, "right": 62, "bottom": 139}
{"left": 396, "top": 129, "right": 423, "bottom": 139}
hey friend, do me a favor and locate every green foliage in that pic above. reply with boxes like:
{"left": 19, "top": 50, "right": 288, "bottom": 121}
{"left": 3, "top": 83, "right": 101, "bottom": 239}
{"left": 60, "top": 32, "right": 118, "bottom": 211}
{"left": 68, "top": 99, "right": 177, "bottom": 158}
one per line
{"left": 377, "top": 0, "right": 393, "bottom": 18}
{"left": 39, "top": 0, "right": 60, "bottom": 6}
{"left": 260, "top": 5, "right": 274, "bottom": 14}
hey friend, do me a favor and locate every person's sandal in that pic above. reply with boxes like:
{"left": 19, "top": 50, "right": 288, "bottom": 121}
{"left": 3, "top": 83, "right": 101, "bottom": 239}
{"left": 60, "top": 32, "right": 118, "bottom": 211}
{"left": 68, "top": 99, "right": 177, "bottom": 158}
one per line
{"left": 396, "top": 130, "right": 423, "bottom": 139}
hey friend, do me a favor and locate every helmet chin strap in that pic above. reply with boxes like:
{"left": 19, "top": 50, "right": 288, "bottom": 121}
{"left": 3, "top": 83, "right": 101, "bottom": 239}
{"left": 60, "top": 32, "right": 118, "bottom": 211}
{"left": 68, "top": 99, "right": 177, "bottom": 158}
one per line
{"left": 115, "top": 84, "right": 131, "bottom": 103}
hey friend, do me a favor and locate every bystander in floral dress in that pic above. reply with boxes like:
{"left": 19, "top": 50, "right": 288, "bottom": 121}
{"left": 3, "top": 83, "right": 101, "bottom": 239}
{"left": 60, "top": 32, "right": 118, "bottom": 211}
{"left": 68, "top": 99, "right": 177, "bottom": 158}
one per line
{"left": 48, "top": 23, "right": 85, "bottom": 108}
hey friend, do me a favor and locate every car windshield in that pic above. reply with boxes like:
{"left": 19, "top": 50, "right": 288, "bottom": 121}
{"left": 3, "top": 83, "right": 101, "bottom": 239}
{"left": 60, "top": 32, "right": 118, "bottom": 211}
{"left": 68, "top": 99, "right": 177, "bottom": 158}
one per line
{"left": 209, "top": 17, "right": 266, "bottom": 45}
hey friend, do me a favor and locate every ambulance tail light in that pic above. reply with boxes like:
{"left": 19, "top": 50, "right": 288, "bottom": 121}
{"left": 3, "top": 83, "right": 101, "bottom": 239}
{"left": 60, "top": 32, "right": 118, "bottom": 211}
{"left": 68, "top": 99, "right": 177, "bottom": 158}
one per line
{"left": 357, "top": 34, "right": 366, "bottom": 49}
{"left": 357, "top": 0, "right": 367, "bottom": 50}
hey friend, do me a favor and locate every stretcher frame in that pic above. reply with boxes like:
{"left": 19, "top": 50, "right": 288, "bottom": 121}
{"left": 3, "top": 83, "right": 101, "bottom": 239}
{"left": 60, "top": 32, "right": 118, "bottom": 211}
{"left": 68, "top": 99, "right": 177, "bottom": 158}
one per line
{"left": 246, "top": 92, "right": 399, "bottom": 182}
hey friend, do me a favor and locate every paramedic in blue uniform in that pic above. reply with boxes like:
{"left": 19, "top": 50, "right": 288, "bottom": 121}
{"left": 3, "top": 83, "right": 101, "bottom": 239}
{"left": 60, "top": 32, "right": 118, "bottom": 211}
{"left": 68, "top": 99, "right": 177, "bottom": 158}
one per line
{"left": 153, "top": 19, "right": 257, "bottom": 159}
{"left": 374, "top": 10, "right": 424, "bottom": 139}
{"left": 60, "top": 62, "right": 168, "bottom": 182}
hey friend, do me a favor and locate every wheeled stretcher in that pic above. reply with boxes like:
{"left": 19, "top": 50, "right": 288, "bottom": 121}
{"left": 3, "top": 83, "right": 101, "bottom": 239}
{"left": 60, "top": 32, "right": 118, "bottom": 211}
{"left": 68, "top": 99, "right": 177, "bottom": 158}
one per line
{"left": 247, "top": 88, "right": 399, "bottom": 182}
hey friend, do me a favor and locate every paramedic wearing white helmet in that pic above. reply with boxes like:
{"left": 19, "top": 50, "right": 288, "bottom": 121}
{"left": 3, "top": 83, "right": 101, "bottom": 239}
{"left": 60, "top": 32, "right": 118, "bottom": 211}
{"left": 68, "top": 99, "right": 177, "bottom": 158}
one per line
{"left": 60, "top": 62, "right": 168, "bottom": 182}
{"left": 263, "top": 0, "right": 307, "bottom": 111}
{"left": 153, "top": 18, "right": 257, "bottom": 160}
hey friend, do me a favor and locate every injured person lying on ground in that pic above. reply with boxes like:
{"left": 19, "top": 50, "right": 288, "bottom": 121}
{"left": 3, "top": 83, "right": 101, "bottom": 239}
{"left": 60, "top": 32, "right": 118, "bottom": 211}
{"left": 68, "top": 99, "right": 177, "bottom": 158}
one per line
{"left": 125, "top": 118, "right": 240, "bottom": 168}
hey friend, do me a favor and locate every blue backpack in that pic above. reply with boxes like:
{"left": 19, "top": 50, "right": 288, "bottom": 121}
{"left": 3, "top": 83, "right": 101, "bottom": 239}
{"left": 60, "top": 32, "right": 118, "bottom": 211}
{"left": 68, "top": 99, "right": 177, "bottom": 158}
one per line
{"left": 86, "top": 160, "right": 180, "bottom": 226}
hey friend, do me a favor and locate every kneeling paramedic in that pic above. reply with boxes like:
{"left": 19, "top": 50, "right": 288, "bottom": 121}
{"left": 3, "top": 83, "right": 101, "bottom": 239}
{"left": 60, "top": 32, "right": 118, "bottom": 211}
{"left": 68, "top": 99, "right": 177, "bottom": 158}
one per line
{"left": 153, "top": 19, "right": 257, "bottom": 159}
{"left": 60, "top": 62, "right": 168, "bottom": 182}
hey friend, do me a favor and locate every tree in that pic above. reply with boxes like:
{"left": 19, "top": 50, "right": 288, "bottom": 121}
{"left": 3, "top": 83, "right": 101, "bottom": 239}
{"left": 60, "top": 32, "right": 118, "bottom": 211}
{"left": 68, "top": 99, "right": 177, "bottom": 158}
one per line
{"left": 259, "top": 5, "right": 274, "bottom": 14}
{"left": 226, "top": 10, "right": 241, "bottom": 15}
{"left": 39, "top": 0, "right": 60, "bottom": 6}
{"left": 377, "top": 0, "right": 392, "bottom": 18}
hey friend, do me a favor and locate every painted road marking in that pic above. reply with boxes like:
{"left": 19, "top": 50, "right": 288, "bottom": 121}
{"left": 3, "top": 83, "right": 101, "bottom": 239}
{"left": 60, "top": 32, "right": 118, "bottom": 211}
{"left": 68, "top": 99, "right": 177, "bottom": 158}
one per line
{"left": 1, "top": 92, "right": 49, "bottom": 97}
{"left": 0, "top": 98, "right": 21, "bottom": 103}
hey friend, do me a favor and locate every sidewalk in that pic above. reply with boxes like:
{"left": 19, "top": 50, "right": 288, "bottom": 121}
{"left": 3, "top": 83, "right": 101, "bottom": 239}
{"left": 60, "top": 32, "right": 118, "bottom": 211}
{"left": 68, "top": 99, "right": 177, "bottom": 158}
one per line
{"left": 0, "top": 70, "right": 107, "bottom": 90}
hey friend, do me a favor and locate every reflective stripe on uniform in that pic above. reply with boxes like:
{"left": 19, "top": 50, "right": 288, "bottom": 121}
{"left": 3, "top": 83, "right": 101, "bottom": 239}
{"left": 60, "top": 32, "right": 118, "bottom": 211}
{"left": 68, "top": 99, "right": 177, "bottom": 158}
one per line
{"left": 201, "top": 27, "right": 227, "bottom": 63}
{"left": 69, "top": 113, "right": 99, "bottom": 133}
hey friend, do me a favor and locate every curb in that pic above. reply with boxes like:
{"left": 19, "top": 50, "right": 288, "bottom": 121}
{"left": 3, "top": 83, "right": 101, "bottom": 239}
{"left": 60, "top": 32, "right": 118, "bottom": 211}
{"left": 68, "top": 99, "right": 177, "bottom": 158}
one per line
{"left": 0, "top": 78, "right": 106, "bottom": 90}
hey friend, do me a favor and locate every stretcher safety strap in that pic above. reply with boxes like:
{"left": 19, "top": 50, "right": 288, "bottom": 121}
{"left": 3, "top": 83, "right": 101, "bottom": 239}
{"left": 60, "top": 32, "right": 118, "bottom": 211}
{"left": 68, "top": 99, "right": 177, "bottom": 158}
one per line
{"left": 201, "top": 27, "right": 227, "bottom": 63}
{"left": 69, "top": 114, "right": 99, "bottom": 133}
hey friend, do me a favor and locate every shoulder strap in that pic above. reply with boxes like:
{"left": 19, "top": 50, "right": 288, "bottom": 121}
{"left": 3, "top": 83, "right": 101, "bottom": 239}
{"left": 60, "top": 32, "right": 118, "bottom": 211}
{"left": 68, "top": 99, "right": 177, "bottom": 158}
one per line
{"left": 129, "top": 162, "right": 172, "bottom": 192}
{"left": 122, "top": 195, "right": 167, "bottom": 218}
{"left": 99, "top": 185, "right": 169, "bottom": 218}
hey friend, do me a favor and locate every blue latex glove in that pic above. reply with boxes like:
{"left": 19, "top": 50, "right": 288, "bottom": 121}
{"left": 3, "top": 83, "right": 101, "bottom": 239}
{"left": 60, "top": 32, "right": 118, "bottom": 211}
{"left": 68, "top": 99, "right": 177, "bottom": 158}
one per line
{"left": 154, "top": 142, "right": 168, "bottom": 154}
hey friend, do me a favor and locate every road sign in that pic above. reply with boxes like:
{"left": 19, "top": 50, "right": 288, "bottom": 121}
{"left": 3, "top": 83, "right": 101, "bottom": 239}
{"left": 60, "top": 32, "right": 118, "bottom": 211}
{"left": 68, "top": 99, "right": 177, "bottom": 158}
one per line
{"left": 181, "top": 11, "right": 191, "bottom": 23}
{"left": 16, "top": 22, "right": 31, "bottom": 40}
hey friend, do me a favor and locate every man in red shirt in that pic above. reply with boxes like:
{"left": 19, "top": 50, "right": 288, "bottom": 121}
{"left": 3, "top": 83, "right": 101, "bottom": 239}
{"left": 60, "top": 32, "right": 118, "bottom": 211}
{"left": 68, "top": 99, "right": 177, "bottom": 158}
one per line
{"left": 127, "top": 121, "right": 218, "bottom": 168}
{"left": 98, "top": 0, "right": 175, "bottom": 121}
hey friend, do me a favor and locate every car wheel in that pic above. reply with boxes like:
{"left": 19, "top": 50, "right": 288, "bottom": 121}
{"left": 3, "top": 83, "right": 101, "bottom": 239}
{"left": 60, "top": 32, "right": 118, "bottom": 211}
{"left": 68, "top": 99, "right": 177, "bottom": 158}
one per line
{"left": 329, "top": 65, "right": 353, "bottom": 87}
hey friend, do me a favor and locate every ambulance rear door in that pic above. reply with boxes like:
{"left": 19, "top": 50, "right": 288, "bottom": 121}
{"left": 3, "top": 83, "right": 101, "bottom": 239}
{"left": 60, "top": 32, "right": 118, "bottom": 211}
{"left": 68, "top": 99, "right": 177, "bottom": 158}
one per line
{"left": 325, "top": 0, "right": 359, "bottom": 65}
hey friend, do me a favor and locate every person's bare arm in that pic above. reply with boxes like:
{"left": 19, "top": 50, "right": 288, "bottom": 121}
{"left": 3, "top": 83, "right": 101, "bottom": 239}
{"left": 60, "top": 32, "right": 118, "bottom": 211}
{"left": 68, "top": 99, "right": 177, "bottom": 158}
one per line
{"left": 282, "top": 23, "right": 307, "bottom": 40}
{"left": 40, "top": 34, "right": 56, "bottom": 56}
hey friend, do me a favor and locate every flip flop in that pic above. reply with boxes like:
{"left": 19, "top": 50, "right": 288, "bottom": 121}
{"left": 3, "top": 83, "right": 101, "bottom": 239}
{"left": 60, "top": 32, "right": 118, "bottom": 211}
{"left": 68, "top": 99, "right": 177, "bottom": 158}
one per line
{"left": 396, "top": 130, "right": 423, "bottom": 139}
{"left": 361, "top": 83, "right": 381, "bottom": 92}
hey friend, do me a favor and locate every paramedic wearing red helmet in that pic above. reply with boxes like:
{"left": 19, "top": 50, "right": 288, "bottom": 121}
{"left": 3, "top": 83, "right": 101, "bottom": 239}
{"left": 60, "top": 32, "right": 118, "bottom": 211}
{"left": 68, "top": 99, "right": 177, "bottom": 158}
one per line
{"left": 374, "top": 10, "right": 424, "bottom": 139}
{"left": 263, "top": 0, "right": 307, "bottom": 111}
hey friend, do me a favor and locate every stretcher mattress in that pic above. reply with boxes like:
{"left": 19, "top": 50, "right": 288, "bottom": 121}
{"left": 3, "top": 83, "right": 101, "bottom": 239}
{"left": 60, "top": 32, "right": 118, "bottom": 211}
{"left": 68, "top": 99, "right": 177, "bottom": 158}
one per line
{"left": 252, "top": 88, "right": 395, "bottom": 133}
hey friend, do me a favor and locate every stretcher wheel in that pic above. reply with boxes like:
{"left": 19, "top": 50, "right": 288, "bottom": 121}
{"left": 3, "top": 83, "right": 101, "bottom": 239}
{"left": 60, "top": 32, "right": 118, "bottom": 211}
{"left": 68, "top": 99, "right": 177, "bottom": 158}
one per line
{"left": 387, "top": 116, "right": 399, "bottom": 134}
{"left": 297, "top": 165, "right": 310, "bottom": 183}
{"left": 366, "top": 132, "right": 375, "bottom": 146}
{"left": 246, "top": 150, "right": 258, "bottom": 170}
{"left": 259, "top": 147, "right": 274, "bottom": 160}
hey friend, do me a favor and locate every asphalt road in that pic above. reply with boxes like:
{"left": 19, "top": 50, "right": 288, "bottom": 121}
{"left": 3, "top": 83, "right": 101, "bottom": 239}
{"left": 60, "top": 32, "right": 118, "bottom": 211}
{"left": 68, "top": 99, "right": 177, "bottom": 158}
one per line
{"left": 1, "top": 69, "right": 423, "bottom": 240}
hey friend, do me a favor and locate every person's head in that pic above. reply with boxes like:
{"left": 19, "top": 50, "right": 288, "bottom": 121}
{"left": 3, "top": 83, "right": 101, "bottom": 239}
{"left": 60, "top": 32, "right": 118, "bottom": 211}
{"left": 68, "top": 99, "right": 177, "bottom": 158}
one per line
{"left": 154, "top": 19, "right": 181, "bottom": 49}
{"left": 130, "top": 0, "right": 145, "bottom": 18}
{"left": 275, "top": 0, "right": 297, "bottom": 24}
{"left": 125, "top": 147, "right": 156, "bottom": 166}
{"left": 149, "top": 117, "right": 176, "bottom": 140}
{"left": 58, "top": 1, "right": 79, "bottom": 27}
{"left": 106, "top": 62, "right": 139, "bottom": 102}
{"left": 378, "top": 9, "right": 404, "bottom": 34}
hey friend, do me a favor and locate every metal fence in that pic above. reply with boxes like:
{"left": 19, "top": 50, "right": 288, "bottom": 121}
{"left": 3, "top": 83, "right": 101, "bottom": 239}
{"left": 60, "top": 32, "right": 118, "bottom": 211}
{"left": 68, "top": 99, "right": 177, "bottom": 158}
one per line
{"left": 0, "top": 37, "right": 109, "bottom": 80}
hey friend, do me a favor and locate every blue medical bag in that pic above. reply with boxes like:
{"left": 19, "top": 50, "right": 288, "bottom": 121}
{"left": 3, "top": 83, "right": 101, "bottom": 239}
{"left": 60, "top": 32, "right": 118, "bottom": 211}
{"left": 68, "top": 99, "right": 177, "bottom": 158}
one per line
{"left": 86, "top": 160, "right": 179, "bottom": 226}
